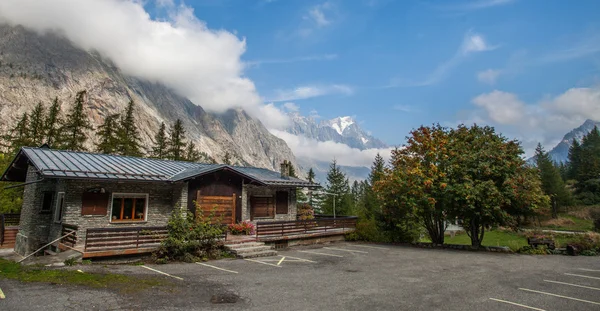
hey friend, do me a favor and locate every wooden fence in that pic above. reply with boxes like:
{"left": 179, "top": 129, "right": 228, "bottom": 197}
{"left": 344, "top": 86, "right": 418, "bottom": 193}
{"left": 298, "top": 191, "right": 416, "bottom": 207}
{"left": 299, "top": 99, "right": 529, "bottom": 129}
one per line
{"left": 256, "top": 216, "right": 357, "bottom": 239}
{"left": 60, "top": 224, "right": 78, "bottom": 248}
{"left": 1, "top": 213, "right": 20, "bottom": 247}
{"left": 84, "top": 226, "right": 168, "bottom": 253}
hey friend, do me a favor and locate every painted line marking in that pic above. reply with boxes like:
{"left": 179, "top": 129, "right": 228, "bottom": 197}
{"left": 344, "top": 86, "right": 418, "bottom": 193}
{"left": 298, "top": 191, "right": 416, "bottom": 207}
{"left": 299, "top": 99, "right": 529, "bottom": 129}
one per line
{"left": 544, "top": 280, "right": 600, "bottom": 291}
{"left": 565, "top": 273, "right": 600, "bottom": 280}
{"left": 244, "top": 258, "right": 281, "bottom": 268}
{"left": 277, "top": 257, "right": 285, "bottom": 266}
{"left": 489, "top": 298, "right": 545, "bottom": 311}
{"left": 0, "top": 287, "right": 5, "bottom": 300}
{"left": 578, "top": 268, "right": 600, "bottom": 272}
{"left": 519, "top": 288, "right": 600, "bottom": 305}
{"left": 298, "top": 250, "right": 344, "bottom": 257}
{"left": 279, "top": 255, "right": 316, "bottom": 263}
{"left": 195, "top": 262, "right": 238, "bottom": 274}
{"left": 350, "top": 244, "right": 388, "bottom": 250}
{"left": 141, "top": 265, "right": 184, "bottom": 281}
{"left": 324, "top": 247, "right": 368, "bottom": 254}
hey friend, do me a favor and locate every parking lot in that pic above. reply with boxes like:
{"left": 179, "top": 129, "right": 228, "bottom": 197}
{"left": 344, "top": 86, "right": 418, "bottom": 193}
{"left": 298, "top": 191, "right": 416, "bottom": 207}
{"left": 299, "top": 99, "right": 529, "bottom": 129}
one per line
{"left": 2, "top": 242, "right": 600, "bottom": 310}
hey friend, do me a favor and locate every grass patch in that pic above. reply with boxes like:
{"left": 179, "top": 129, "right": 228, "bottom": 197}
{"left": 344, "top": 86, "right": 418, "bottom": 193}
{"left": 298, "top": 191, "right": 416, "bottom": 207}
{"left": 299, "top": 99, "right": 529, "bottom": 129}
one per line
{"left": 0, "top": 259, "right": 171, "bottom": 293}
{"left": 443, "top": 230, "right": 528, "bottom": 251}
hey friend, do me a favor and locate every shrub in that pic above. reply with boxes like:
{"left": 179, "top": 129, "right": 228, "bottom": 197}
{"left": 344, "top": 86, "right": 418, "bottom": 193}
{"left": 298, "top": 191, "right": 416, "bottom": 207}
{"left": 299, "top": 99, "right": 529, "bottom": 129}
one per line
{"left": 347, "top": 217, "right": 387, "bottom": 242}
{"left": 566, "top": 232, "right": 600, "bottom": 256}
{"left": 64, "top": 257, "right": 78, "bottom": 266}
{"left": 228, "top": 221, "right": 255, "bottom": 235}
{"left": 590, "top": 208, "right": 600, "bottom": 232}
{"left": 153, "top": 210, "right": 226, "bottom": 263}
{"left": 297, "top": 203, "right": 315, "bottom": 220}
{"left": 517, "top": 245, "right": 550, "bottom": 255}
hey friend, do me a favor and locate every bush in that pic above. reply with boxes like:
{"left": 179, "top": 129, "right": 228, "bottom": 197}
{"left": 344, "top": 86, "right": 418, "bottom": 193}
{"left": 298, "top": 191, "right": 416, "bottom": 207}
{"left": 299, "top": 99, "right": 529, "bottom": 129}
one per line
{"left": 566, "top": 232, "right": 600, "bottom": 256}
{"left": 297, "top": 203, "right": 315, "bottom": 220}
{"left": 153, "top": 210, "right": 226, "bottom": 263}
{"left": 228, "top": 221, "right": 255, "bottom": 235}
{"left": 517, "top": 245, "right": 550, "bottom": 255}
{"left": 346, "top": 217, "right": 386, "bottom": 242}
{"left": 63, "top": 257, "right": 78, "bottom": 266}
{"left": 590, "top": 208, "right": 600, "bottom": 232}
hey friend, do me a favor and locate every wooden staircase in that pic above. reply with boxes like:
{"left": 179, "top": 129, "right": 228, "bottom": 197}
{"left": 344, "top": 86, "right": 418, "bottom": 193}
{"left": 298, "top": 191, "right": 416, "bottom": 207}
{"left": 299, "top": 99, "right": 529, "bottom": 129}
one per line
{"left": 225, "top": 241, "right": 277, "bottom": 259}
{"left": 0, "top": 227, "right": 18, "bottom": 249}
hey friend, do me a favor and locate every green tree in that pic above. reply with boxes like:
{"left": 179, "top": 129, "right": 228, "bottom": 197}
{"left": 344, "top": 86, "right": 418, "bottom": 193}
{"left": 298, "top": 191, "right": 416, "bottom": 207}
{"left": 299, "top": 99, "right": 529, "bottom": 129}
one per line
{"left": 222, "top": 151, "right": 232, "bottom": 165}
{"left": 151, "top": 122, "right": 168, "bottom": 159}
{"left": 44, "top": 97, "right": 63, "bottom": 148}
{"left": 323, "top": 160, "right": 352, "bottom": 216}
{"left": 567, "top": 139, "right": 582, "bottom": 180}
{"left": 167, "top": 119, "right": 186, "bottom": 161}
{"left": 60, "top": 90, "right": 93, "bottom": 151}
{"left": 95, "top": 114, "right": 121, "bottom": 154}
{"left": 534, "top": 143, "right": 570, "bottom": 218}
{"left": 5, "top": 113, "right": 33, "bottom": 151}
{"left": 184, "top": 141, "right": 201, "bottom": 162}
{"left": 0, "top": 153, "right": 24, "bottom": 213}
{"left": 306, "top": 168, "right": 317, "bottom": 206}
{"left": 28, "top": 102, "right": 46, "bottom": 145}
{"left": 504, "top": 165, "right": 550, "bottom": 227}
{"left": 116, "top": 100, "right": 143, "bottom": 156}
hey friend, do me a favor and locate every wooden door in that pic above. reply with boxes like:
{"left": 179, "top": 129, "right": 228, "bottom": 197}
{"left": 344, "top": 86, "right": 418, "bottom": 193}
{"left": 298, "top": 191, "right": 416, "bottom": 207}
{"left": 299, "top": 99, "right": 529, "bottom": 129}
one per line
{"left": 195, "top": 191, "right": 236, "bottom": 225}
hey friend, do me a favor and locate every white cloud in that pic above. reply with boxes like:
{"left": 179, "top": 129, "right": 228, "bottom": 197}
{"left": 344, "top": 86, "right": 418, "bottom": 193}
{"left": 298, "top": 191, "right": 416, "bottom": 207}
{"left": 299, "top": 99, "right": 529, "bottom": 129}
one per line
{"left": 468, "top": 86, "right": 600, "bottom": 156}
{"left": 389, "top": 31, "right": 495, "bottom": 87}
{"left": 268, "top": 84, "right": 354, "bottom": 102}
{"left": 246, "top": 54, "right": 338, "bottom": 67}
{"left": 306, "top": 2, "right": 333, "bottom": 27}
{"left": 282, "top": 102, "right": 299, "bottom": 112}
{"left": 477, "top": 69, "right": 502, "bottom": 84}
{"left": 438, "top": 0, "right": 515, "bottom": 11}
{"left": 392, "top": 105, "right": 414, "bottom": 112}
{"left": 270, "top": 130, "right": 394, "bottom": 167}
{"left": 540, "top": 34, "right": 600, "bottom": 63}
{"left": 0, "top": 0, "right": 289, "bottom": 128}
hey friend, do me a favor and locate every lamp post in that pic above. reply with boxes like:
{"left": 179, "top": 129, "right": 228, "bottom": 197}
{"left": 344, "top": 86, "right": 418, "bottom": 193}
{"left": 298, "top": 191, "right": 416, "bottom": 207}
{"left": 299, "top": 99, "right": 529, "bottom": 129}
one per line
{"left": 321, "top": 191, "right": 338, "bottom": 218}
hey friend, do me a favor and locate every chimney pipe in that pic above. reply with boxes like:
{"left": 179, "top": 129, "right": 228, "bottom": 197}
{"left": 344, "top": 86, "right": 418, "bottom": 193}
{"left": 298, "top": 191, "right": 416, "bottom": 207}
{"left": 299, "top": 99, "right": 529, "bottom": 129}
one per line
{"left": 280, "top": 160, "right": 289, "bottom": 179}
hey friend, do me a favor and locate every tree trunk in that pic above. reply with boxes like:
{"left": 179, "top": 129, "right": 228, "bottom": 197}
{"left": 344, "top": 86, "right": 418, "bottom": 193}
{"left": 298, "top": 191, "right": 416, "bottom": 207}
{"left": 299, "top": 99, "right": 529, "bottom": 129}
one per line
{"left": 551, "top": 198, "right": 558, "bottom": 219}
{"left": 469, "top": 218, "right": 483, "bottom": 248}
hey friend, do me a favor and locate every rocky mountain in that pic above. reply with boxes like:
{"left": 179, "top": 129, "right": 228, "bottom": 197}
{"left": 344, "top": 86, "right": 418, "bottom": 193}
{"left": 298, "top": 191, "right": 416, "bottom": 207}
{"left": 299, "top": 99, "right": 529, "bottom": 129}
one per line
{"left": 547, "top": 119, "right": 600, "bottom": 163}
{"left": 287, "top": 113, "right": 388, "bottom": 150}
{"left": 0, "top": 24, "right": 296, "bottom": 170}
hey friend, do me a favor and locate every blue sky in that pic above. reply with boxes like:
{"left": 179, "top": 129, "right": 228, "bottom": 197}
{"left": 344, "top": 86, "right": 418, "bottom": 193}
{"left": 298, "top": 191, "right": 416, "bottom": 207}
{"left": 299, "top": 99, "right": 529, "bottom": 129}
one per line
{"left": 168, "top": 0, "right": 600, "bottom": 152}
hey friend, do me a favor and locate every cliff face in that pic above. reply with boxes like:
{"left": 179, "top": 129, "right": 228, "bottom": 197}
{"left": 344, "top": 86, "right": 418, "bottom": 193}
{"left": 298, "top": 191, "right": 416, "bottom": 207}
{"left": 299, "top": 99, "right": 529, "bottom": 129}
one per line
{"left": 0, "top": 24, "right": 297, "bottom": 170}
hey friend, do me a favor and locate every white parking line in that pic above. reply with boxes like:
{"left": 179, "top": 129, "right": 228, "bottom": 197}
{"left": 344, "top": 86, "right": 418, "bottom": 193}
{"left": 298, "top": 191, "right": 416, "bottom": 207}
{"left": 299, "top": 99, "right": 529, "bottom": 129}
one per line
{"left": 141, "top": 265, "right": 184, "bottom": 280}
{"left": 565, "top": 273, "right": 600, "bottom": 280}
{"left": 350, "top": 244, "right": 388, "bottom": 250}
{"left": 324, "top": 247, "right": 368, "bottom": 254}
{"left": 195, "top": 262, "right": 238, "bottom": 274}
{"left": 544, "top": 280, "right": 600, "bottom": 291}
{"left": 298, "top": 250, "right": 344, "bottom": 257}
{"left": 578, "top": 268, "right": 600, "bottom": 272}
{"left": 519, "top": 288, "right": 600, "bottom": 306}
{"left": 280, "top": 255, "right": 316, "bottom": 263}
{"left": 0, "top": 287, "right": 5, "bottom": 299}
{"left": 244, "top": 258, "right": 281, "bottom": 268}
{"left": 277, "top": 257, "right": 285, "bottom": 266}
{"left": 489, "top": 298, "right": 546, "bottom": 311}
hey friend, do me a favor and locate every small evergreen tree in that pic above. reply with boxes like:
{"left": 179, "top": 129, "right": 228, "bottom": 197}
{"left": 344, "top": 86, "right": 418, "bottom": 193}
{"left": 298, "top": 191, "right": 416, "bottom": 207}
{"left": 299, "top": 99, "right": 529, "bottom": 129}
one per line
{"left": 323, "top": 160, "right": 352, "bottom": 216}
{"left": 60, "top": 90, "right": 93, "bottom": 151}
{"left": 222, "top": 151, "right": 232, "bottom": 165}
{"left": 44, "top": 97, "right": 63, "bottom": 148}
{"left": 184, "top": 141, "right": 201, "bottom": 162}
{"left": 7, "top": 113, "right": 33, "bottom": 151}
{"left": 116, "top": 100, "right": 143, "bottom": 156}
{"left": 95, "top": 114, "right": 121, "bottom": 154}
{"left": 167, "top": 119, "right": 186, "bottom": 161}
{"left": 28, "top": 102, "right": 46, "bottom": 145}
{"left": 535, "top": 143, "right": 570, "bottom": 218}
{"left": 151, "top": 122, "right": 168, "bottom": 159}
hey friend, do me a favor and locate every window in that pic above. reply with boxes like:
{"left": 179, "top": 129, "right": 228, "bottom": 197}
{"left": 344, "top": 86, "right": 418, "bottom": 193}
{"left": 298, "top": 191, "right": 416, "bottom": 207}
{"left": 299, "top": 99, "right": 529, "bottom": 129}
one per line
{"left": 40, "top": 191, "right": 55, "bottom": 214}
{"left": 54, "top": 192, "right": 65, "bottom": 223}
{"left": 82, "top": 192, "right": 109, "bottom": 216}
{"left": 110, "top": 193, "right": 148, "bottom": 222}
{"left": 276, "top": 191, "right": 289, "bottom": 214}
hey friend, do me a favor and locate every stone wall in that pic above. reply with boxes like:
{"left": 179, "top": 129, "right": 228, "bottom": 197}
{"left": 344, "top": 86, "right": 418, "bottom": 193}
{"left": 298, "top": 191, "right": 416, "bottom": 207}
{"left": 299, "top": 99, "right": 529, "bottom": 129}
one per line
{"left": 241, "top": 184, "right": 297, "bottom": 223}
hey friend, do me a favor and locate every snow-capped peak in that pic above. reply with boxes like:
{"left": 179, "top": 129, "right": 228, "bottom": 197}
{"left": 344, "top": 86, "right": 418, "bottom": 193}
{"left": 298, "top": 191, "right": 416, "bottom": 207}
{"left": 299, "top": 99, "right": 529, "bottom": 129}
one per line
{"left": 327, "top": 116, "right": 354, "bottom": 135}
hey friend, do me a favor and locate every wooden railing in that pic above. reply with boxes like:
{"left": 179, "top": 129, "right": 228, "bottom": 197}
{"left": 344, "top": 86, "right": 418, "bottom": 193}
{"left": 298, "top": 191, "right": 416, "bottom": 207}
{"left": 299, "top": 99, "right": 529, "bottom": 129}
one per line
{"left": 61, "top": 224, "right": 79, "bottom": 248}
{"left": 256, "top": 216, "right": 357, "bottom": 238}
{"left": 1, "top": 213, "right": 20, "bottom": 246}
{"left": 2, "top": 213, "right": 20, "bottom": 226}
{"left": 84, "top": 226, "right": 168, "bottom": 252}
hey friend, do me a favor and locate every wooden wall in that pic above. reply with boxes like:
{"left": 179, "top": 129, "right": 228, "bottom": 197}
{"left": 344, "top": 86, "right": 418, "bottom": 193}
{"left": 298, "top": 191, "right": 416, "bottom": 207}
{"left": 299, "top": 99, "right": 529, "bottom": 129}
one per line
{"left": 186, "top": 170, "right": 244, "bottom": 222}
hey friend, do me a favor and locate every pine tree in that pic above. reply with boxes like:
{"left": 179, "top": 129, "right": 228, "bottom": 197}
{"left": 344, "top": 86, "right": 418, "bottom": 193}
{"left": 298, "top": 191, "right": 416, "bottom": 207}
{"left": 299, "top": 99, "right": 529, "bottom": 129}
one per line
{"left": 116, "top": 100, "right": 143, "bottom": 156}
{"left": 323, "top": 160, "right": 352, "bottom": 216}
{"left": 288, "top": 162, "right": 297, "bottom": 178}
{"left": 44, "top": 97, "right": 63, "bottom": 148}
{"left": 28, "top": 102, "right": 46, "bottom": 145}
{"left": 5, "top": 113, "right": 33, "bottom": 152}
{"left": 95, "top": 114, "right": 121, "bottom": 154}
{"left": 151, "top": 122, "right": 168, "bottom": 159}
{"left": 369, "top": 153, "right": 385, "bottom": 186}
{"left": 222, "top": 151, "right": 232, "bottom": 165}
{"left": 567, "top": 139, "right": 582, "bottom": 180}
{"left": 60, "top": 90, "right": 93, "bottom": 151}
{"left": 184, "top": 141, "right": 201, "bottom": 162}
{"left": 535, "top": 143, "right": 570, "bottom": 218}
{"left": 307, "top": 168, "right": 317, "bottom": 207}
{"left": 167, "top": 119, "right": 186, "bottom": 161}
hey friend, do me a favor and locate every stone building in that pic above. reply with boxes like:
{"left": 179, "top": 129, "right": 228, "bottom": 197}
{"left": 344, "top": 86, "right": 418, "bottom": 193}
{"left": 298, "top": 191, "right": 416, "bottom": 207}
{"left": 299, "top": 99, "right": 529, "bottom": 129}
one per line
{"left": 1, "top": 147, "right": 317, "bottom": 257}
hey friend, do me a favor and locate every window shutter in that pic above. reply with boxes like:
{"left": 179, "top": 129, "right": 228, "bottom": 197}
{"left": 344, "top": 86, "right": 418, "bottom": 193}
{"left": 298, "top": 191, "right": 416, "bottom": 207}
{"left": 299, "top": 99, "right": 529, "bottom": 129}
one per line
{"left": 251, "top": 196, "right": 274, "bottom": 218}
{"left": 82, "top": 193, "right": 109, "bottom": 216}
{"left": 276, "top": 191, "right": 289, "bottom": 214}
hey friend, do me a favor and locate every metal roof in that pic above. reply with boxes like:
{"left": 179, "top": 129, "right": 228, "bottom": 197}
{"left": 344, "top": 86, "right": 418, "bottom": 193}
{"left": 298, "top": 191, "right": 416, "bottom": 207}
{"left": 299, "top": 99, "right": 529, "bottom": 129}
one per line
{"left": 1, "top": 147, "right": 319, "bottom": 188}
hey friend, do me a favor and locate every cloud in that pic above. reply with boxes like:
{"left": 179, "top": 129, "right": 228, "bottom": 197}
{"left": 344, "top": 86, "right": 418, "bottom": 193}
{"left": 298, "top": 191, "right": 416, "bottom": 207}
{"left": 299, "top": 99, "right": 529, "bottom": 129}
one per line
{"left": 298, "top": 1, "right": 336, "bottom": 37}
{"left": 246, "top": 54, "right": 338, "bottom": 67}
{"left": 392, "top": 105, "right": 414, "bottom": 113}
{"left": 389, "top": 31, "right": 495, "bottom": 87}
{"left": 282, "top": 102, "right": 299, "bottom": 112}
{"left": 270, "top": 130, "right": 394, "bottom": 167}
{"left": 477, "top": 69, "right": 502, "bottom": 84}
{"left": 0, "top": 0, "right": 289, "bottom": 129}
{"left": 437, "top": 0, "right": 515, "bottom": 12}
{"left": 267, "top": 84, "right": 354, "bottom": 102}
{"left": 309, "top": 109, "right": 322, "bottom": 119}
{"left": 468, "top": 86, "right": 600, "bottom": 156}
{"left": 540, "top": 34, "right": 600, "bottom": 63}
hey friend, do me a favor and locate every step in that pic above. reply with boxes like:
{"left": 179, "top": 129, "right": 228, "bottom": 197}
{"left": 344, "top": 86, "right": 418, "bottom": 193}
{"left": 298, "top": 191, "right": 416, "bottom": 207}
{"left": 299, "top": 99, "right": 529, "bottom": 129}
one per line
{"left": 225, "top": 242, "right": 266, "bottom": 250}
{"left": 44, "top": 249, "right": 57, "bottom": 256}
{"left": 230, "top": 245, "right": 274, "bottom": 255}
{"left": 236, "top": 250, "right": 278, "bottom": 259}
